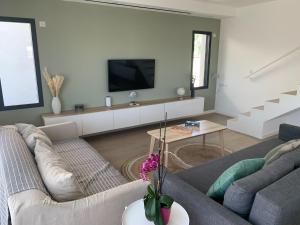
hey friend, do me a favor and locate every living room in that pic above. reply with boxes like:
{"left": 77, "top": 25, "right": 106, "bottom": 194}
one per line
{"left": 1, "top": 0, "right": 300, "bottom": 225}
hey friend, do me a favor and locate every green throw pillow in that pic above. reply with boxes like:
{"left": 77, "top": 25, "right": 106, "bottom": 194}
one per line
{"left": 207, "top": 158, "right": 265, "bottom": 200}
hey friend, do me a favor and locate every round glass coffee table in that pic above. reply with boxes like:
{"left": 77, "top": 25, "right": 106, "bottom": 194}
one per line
{"left": 122, "top": 199, "right": 189, "bottom": 225}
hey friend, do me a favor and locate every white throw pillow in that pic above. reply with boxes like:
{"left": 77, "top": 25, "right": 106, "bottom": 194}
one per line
{"left": 34, "top": 140, "right": 84, "bottom": 202}
{"left": 16, "top": 123, "right": 52, "bottom": 152}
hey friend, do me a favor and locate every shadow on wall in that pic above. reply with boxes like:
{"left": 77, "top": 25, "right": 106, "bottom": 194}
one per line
{"left": 246, "top": 49, "right": 300, "bottom": 82}
{"left": 215, "top": 89, "right": 241, "bottom": 117}
{"left": 264, "top": 108, "right": 300, "bottom": 137}
{"left": 216, "top": 50, "right": 300, "bottom": 118}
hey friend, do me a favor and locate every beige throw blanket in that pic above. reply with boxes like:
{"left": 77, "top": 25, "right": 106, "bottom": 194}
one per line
{"left": 264, "top": 139, "right": 300, "bottom": 165}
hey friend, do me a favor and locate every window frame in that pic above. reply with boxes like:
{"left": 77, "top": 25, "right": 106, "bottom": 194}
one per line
{"left": 191, "top": 31, "right": 212, "bottom": 90}
{"left": 0, "top": 16, "right": 43, "bottom": 111}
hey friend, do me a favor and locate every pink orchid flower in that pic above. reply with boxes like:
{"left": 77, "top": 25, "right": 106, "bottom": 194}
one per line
{"left": 140, "top": 154, "right": 160, "bottom": 181}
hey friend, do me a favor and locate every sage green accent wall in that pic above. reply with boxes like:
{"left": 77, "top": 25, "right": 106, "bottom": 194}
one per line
{"left": 0, "top": 0, "right": 220, "bottom": 126}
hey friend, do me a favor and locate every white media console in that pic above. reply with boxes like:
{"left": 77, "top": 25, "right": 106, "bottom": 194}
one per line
{"left": 42, "top": 97, "right": 204, "bottom": 136}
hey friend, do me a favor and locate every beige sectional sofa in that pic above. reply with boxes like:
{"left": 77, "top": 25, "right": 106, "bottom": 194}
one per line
{"left": 0, "top": 122, "right": 148, "bottom": 225}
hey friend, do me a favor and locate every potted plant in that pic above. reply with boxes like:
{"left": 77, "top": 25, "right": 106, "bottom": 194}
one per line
{"left": 140, "top": 113, "right": 174, "bottom": 225}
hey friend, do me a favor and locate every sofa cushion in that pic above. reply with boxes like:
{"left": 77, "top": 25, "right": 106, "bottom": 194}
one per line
{"left": 207, "top": 158, "right": 265, "bottom": 200}
{"left": 34, "top": 140, "right": 84, "bottom": 202}
{"left": 224, "top": 157, "right": 294, "bottom": 216}
{"left": 52, "top": 138, "right": 128, "bottom": 195}
{"left": 280, "top": 147, "right": 300, "bottom": 167}
{"left": 249, "top": 168, "right": 300, "bottom": 225}
{"left": 16, "top": 123, "right": 52, "bottom": 152}
{"left": 177, "top": 138, "right": 285, "bottom": 193}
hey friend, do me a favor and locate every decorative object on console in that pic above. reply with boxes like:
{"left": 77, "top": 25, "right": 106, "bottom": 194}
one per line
{"left": 43, "top": 67, "right": 64, "bottom": 114}
{"left": 128, "top": 91, "right": 140, "bottom": 106}
{"left": 140, "top": 113, "right": 174, "bottom": 225}
{"left": 105, "top": 96, "right": 112, "bottom": 107}
{"left": 176, "top": 87, "right": 186, "bottom": 100}
{"left": 190, "top": 76, "right": 195, "bottom": 98}
{"left": 74, "top": 104, "right": 85, "bottom": 112}
{"left": 52, "top": 97, "right": 61, "bottom": 114}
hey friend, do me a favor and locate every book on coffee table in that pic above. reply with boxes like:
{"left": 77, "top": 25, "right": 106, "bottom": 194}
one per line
{"left": 170, "top": 125, "right": 198, "bottom": 134}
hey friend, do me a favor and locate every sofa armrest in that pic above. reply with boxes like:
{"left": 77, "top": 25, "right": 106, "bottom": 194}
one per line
{"left": 8, "top": 180, "right": 149, "bottom": 225}
{"left": 39, "top": 122, "right": 79, "bottom": 142}
{"left": 279, "top": 124, "right": 300, "bottom": 141}
{"left": 249, "top": 168, "right": 300, "bottom": 225}
{"left": 162, "top": 172, "right": 251, "bottom": 225}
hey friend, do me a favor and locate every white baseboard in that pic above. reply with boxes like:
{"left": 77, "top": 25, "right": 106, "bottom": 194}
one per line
{"left": 200, "top": 110, "right": 216, "bottom": 115}
{"left": 215, "top": 109, "right": 236, "bottom": 118}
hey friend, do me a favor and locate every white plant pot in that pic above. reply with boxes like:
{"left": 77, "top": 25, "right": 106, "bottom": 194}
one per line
{"left": 52, "top": 97, "right": 61, "bottom": 114}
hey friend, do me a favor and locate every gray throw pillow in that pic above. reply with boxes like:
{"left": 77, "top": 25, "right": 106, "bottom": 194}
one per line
{"left": 16, "top": 123, "right": 52, "bottom": 153}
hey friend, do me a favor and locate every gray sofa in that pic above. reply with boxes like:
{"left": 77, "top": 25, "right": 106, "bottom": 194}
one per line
{"left": 162, "top": 124, "right": 300, "bottom": 225}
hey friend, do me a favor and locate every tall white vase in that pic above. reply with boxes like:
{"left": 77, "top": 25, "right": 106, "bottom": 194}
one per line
{"left": 52, "top": 97, "right": 61, "bottom": 114}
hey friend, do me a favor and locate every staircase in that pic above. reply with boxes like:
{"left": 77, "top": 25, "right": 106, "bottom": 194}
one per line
{"left": 227, "top": 88, "right": 300, "bottom": 139}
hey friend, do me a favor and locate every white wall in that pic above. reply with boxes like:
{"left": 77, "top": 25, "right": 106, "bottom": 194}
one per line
{"left": 216, "top": 0, "right": 300, "bottom": 117}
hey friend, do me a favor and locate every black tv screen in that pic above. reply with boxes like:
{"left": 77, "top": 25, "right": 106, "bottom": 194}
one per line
{"left": 108, "top": 59, "right": 155, "bottom": 92}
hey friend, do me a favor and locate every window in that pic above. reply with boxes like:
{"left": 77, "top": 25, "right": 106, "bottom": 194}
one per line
{"left": 191, "top": 31, "right": 212, "bottom": 89}
{"left": 0, "top": 17, "right": 43, "bottom": 111}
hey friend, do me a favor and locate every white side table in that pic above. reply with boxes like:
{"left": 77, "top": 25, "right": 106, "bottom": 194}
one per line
{"left": 122, "top": 199, "right": 189, "bottom": 225}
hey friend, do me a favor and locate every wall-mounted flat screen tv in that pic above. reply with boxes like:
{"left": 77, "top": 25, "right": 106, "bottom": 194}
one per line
{"left": 108, "top": 59, "right": 155, "bottom": 92}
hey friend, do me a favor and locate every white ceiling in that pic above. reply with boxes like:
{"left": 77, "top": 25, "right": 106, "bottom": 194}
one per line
{"left": 64, "top": 0, "right": 278, "bottom": 18}
{"left": 194, "top": 0, "right": 277, "bottom": 7}
{"left": 65, "top": 0, "right": 237, "bottom": 18}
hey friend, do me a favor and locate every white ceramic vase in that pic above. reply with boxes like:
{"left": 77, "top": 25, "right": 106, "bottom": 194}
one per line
{"left": 52, "top": 97, "right": 61, "bottom": 114}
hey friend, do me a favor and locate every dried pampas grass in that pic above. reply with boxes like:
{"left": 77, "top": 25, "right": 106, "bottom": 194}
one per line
{"left": 43, "top": 68, "right": 64, "bottom": 97}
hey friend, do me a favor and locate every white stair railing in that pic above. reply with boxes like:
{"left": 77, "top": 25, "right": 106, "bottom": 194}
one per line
{"left": 245, "top": 45, "right": 300, "bottom": 79}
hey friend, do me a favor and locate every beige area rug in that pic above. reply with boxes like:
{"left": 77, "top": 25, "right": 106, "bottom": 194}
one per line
{"left": 121, "top": 143, "right": 231, "bottom": 181}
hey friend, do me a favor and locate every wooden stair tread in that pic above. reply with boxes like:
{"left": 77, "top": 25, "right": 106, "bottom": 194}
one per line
{"left": 242, "top": 112, "right": 251, "bottom": 117}
{"left": 282, "top": 90, "right": 297, "bottom": 95}
{"left": 253, "top": 106, "right": 264, "bottom": 110}
{"left": 228, "top": 87, "right": 300, "bottom": 138}
{"left": 267, "top": 98, "right": 280, "bottom": 103}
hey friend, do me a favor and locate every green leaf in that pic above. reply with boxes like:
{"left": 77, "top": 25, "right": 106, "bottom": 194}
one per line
{"left": 147, "top": 184, "right": 156, "bottom": 197}
{"left": 145, "top": 197, "right": 156, "bottom": 221}
{"left": 159, "top": 195, "right": 174, "bottom": 209}
{"left": 154, "top": 199, "right": 164, "bottom": 225}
